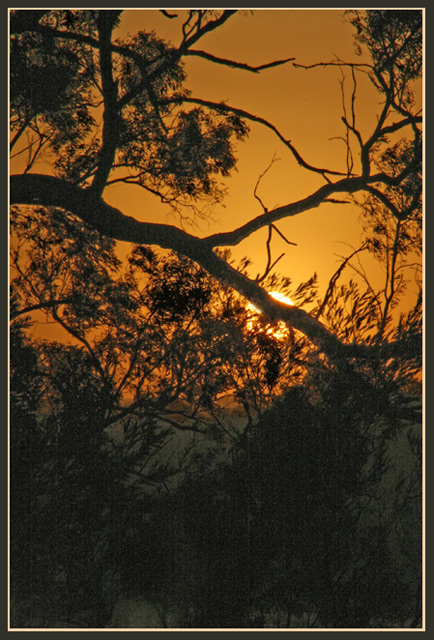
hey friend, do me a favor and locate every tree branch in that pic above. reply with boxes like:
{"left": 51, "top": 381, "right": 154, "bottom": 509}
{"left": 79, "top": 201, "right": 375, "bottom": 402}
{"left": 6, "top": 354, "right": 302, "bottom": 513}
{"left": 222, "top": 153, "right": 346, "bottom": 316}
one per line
{"left": 379, "top": 115, "right": 422, "bottom": 137}
{"left": 168, "top": 95, "right": 347, "bottom": 180}
{"left": 11, "top": 171, "right": 403, "bottom": 361}
{"left": 10, "top": 174, "right": 196, "bottom": 253}
{"left": 160, "top": 10, "right": 177, "bottom": 19}
{"left": 184, "top": 49, "right": 295, "bottom": 73}
{"left": 88, "top": 12, "right": 120, "bottom": 197}
{"left": 293, "top": 60, "right": 372, "bottom": 71}
{"left": 10, "top": 174, "right": 418, "bottom": 359}
{"left": 9, "top": 173, "right": 349, "bottom": 358}
{"left": 180, "top": 10, "right": 237, "bottom": 51}
{"left": 10, "top": 298, "right": 73, "bottom": 321}
{"left": 203, "top": 176, "right": 369, "bottom": 247}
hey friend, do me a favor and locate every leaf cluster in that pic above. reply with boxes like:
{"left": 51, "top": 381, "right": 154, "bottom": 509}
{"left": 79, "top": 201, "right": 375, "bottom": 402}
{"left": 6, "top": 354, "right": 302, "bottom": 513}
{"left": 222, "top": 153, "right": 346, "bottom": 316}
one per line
{"left": 10, "top": 12, "right": 97, "bottom": 167}
{"left": 349, "top": 9, "right": 422, "bottom": 105}
{"left": 10, "top": 9, "right": 249, "bottom": 219}
{"left": 11, "top": 206, "right": 309, "bottom": 441}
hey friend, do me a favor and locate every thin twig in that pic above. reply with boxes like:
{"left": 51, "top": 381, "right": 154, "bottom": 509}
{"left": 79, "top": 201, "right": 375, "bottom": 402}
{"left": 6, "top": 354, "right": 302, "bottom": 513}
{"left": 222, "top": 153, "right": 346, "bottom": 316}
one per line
{"left": 315, "top": 242, "right": 369, "bottom": 320}
{"left": 271, "top": 224, "right": 297, "bottom": 246}
{"left": 253, "top": 154, "right": 280, "bottom": 212}
{"left": 293, "top": 60, "right": 372, "bottom": 72}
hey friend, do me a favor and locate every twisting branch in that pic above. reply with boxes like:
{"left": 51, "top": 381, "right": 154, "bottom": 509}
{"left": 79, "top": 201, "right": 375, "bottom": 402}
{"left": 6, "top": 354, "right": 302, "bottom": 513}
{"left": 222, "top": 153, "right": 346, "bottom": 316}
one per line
{"left": 350, "top": 66, "right": 357, "bottom": 132}
{"left": 160, "top": 10, "right": 177, "bottom": 19}
{"left": 341, "top": 116, "right": 363, "bottom": 148}
{"left": 253, "top": 153, "right": 280, "bottom": 212}
{"left": 179, "top": 10, "right": 237, "bottom": 51}
{"left": 167, "top": 95, "right": 347, "bottom": 180}
{"left": 337, "top": 65, "right": 358, "bottom": 177}
{"left": 271, "top": 224, "right": 297, "bottom": 247}
{"left": 184, "top": 49, "right": 295, "bottom": 72}
{"left": 9, "top": 171, "right": 398, "bottom": 361}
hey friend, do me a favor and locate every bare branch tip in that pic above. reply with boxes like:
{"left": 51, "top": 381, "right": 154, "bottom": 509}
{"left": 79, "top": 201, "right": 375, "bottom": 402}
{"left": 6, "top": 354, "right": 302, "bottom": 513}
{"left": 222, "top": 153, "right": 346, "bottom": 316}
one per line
{"left": 160, "top": 10, "right": 178, "bottom": 19}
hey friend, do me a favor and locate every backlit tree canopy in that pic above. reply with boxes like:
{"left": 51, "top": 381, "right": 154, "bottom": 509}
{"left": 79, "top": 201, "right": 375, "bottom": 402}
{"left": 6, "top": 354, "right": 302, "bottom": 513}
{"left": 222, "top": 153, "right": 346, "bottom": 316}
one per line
{"left": 10, "top": 9, "right": 422, "bottom": 360}
{"left": 9, "top": 9, "right": 423, "bottom": 629}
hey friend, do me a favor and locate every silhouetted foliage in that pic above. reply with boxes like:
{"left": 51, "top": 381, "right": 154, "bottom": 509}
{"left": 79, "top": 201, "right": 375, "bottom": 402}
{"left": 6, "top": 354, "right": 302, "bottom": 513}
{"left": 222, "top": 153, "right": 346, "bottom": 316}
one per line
{"left": 10, "top": 8, "right": 422, "bottom": 630}
{"left": 172, "top": 361, "right": 421, "bottom": 628}
{"left": 10, "top": 204, "right": 315, "bottom": 626}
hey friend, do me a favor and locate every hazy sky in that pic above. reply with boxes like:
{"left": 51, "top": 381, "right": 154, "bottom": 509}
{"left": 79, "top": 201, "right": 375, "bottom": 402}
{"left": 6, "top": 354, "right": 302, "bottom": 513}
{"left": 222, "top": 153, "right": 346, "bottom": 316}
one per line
{"left": 106, "top": 9, "right": 414, "bottom": 297}
{"left": 11, "top": 9, "right": 422, "bottom": 342}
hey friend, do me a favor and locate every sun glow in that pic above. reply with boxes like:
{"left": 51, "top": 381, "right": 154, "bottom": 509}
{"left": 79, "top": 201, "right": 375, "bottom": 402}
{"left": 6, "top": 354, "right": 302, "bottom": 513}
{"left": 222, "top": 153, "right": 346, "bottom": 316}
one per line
{"left": 246, "top": 291, "right": 293, "bottom": 340}
{"left": 268, "top": 291, "right": 294, "bottom": 306}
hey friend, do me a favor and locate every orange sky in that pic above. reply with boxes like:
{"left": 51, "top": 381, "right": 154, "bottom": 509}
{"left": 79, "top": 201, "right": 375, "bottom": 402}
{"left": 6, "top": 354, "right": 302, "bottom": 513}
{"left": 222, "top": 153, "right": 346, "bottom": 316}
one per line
{"left": 107, "top": 9, "right": 420, "bottom": 295}
{"left": 10, "top": 9, "right": 422, "bottom": 343}
{"left": 109, "top": 9, "right": 369, "bottom": 286}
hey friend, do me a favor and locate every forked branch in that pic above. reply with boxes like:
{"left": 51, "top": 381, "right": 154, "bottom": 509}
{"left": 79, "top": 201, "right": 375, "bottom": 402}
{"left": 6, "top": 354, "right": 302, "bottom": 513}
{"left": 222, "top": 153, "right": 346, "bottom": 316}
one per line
{"left": 10, "top": 171, "right": 414, "bottom": 361}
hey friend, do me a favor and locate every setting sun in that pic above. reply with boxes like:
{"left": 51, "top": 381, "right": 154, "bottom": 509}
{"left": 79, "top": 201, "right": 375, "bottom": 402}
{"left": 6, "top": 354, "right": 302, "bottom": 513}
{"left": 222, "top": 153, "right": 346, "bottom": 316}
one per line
{"left": 269, "top": 291, "right": 294, "bottom": 307}
{"left": 9, "top": 8, "right": 422, "bottom": 630}
{"left": 246, "top": 290, "right": 293, "bottom": 339}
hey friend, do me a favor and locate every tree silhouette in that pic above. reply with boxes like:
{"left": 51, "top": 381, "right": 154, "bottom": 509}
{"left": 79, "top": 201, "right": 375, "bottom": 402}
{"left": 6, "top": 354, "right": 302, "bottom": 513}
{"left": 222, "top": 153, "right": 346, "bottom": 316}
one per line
{"left": 9, "top": 9, "right": 422, "bottom": 630}
{"left": 10, "top": 203, "right": 318, "bottom": 626}
{"left": 172, "top": 360, "right": 421, "bottom": 628}
{"left": 10, "top": 9, "right": 422, "bottom": 359}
